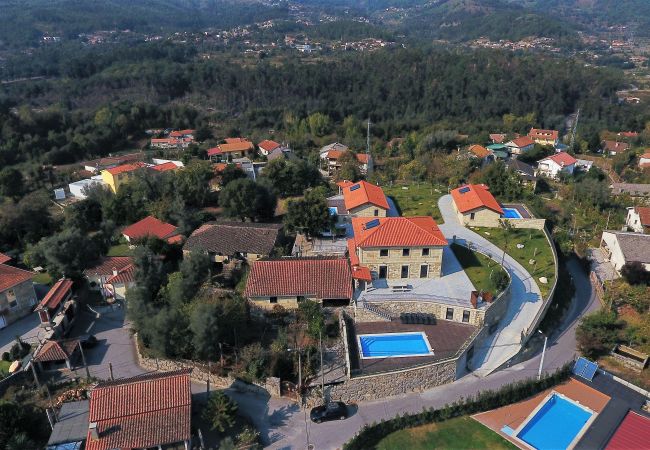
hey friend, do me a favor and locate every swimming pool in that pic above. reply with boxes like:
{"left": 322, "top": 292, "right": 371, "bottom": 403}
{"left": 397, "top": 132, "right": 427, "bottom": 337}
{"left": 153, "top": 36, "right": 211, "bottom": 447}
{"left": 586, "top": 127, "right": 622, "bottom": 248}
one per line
{"left": 358, "top": 332, "right": 433, "bottom": 359}
{"left": 516, "top": 393, "right": 594, "bottom": 450}
{"left": 501, "top": 207, "right": 523, "bottom": 219}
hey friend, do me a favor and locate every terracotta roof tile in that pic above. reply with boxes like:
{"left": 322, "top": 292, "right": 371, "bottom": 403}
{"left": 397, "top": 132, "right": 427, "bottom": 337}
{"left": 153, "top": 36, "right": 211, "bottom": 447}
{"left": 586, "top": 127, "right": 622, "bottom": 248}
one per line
{"left": 151, "top": 162, "right": 179, "bottom": 172}
{"left": 36, "top": 278, "right": 73, "bottom": 311}
{"left": 635, "top": 207, "right": 650, "bottom": 227}
{"left": 0, "top": 253, "right": 12, "bottom": 264}
{"left": 258, "top": 139, "right": 281, "bottom": 152}
{"left": 606, "top": 411, "right": 650, "bottom": 450}
{"left": 0, "top": 264, "right": 33, "bottom": 292}
{"left": 451, "top": 184, "right": 503, "bottom": 215}
{"left": 468, "top": 144, "right": 491, "bottom": 158}
{"left": 490, "top": 133, "right": 506, "bottom": 143}
{"left": 351, "top": 216, "right": 447, "bottom": 248}
{"left": 602, "top": 140, "right": 630, "bottom": 153}
{"left": 529, "top": 128, "right": 559, "bottom": 142}
{"left": 342, "top": 181, "right": 389, "bottom": 211}
{"left": 84, "top": 257, "right": 133, "bottom": 278}
{"left": 244, "top": 257, "right": 353, "bottom": 299}
{"left": 184, "top": 222, "right": 282, "bottom": 257}
{"left": 34, "top": 339, "right": 78, "bottom": 362}
{"left": 86, "top": 369, "right": 192, "bottom": 450}
{"left": 122, "top": 216, "right": 178, "bottom": 241}
{"left": 544, "top": 152, "right": 577, "bottom": 166}
{"left": 510, "top": 136, "right": 535, "bottom": 148}
{"left": 104, "top": 162, "right": 147, "bottom": 176}
{"left": 105, "top": 264, "right": 136, "bottom": 285}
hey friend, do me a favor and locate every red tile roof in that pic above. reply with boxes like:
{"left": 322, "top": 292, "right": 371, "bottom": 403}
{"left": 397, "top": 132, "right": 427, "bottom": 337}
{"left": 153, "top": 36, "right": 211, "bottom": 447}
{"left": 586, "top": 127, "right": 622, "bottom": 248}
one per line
{"left": 544, "top": 152, "right": 577, "bottom": 166}
{"left": 351, "top": 265, "right": 372, "bottom": 281}
{"left": 0, "top": 253, "right": 11, "bottom": 264}
{"left": 0, "top": 264, "right": 34, "bottom": 292}
{"left": 122, "top": 216, "right": 178, "bottom": 241}
{"left": 606, "top": 411, "right": 650, "bottom": 450}
{"left": 617, "top": 131, "right": 638, "bottom": 138}
{"left": 490, "top": 133, "right": 506, "bottom": 143}
{"left": 36, "top": 278, "right": 73, "bottom": 311}
{"left": 635, "top": 206, "right": 650, "bottom": 227}
{"left": 510, "top": 136, "right": 535, "bottom": 148}
{"left": 169, "top": 129, "right": 195, "bottom": 137}
{"left": 105, "top": 264, "right": 136, "bottom": 285}
{"left": 356, "top": 153, "right": 370, "bottom": 164}
{"left": 244, "top": 257, "right": 353, "bottom": 299}
{"left": 337, "top": 180, "right": 355, "bottom": 190}
{"left": 208, "top": 140, "right": 254, "bottom": 155}
{"left": 351, "top": 216, "right": 447, "bottom": 248}
{"left": 342, "top": 181, "right": 390, "bottom": 211}
{"left": 84, "top": 257, "right": 133, "bottom": 278}
{"left": 33, "top": 339, "right": 78, "bottom": 363}
{"left": 258, "top": 139, "right": 281, "bottom": 152}
{"left": 602, "top": 140, "right": 630, "bottom": 153}
{"left": 224, "top": 137, "right": 248, "bottom": 144}
{"left": 468, "top": 144, "right": 491, "bottom": 158}
{"left": 104, "top": 162, "right": 147, "bottom": 176}
{"left": 86, "top": 369, "right": 192, "bottom": 450}
{"left": 151, "top": 162, "right": 179, "bottom": 172}
{"left": 451, "top": 184, "right": 503, "bottom": 215}
{"left": 529, "top": 128, "right": 559, "bottom": 142}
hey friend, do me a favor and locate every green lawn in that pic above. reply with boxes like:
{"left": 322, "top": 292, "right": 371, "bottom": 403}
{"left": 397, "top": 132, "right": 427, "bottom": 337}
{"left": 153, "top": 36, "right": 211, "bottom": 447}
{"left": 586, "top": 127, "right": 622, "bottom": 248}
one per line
{"left": 451, "top": 243, "right": 509, "bottom": 294}
{"left": 107, "top": 244, "right": 133, "bottom": 257}
{"left": 477, "top": 227, "right": 556, "bottom": 299}
{"left": 382, "top": 183, "right": 445, "bottom": 222}
{"left": 377, "top": 416, "right": 517, "bottom": 450}
{"left": 32, "top": 272, "right": 52, "bottom": 285}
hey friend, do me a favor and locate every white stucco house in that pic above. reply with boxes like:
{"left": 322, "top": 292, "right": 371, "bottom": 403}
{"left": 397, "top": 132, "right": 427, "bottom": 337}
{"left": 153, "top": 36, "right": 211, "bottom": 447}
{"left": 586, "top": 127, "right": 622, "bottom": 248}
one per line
{"left": 625, "top": 206, "right": 650, "bottom": 234}
{"left": 536, "top": 152, "right": 577, "bottom": 179}
{"left": 600, "top": 231, "right": 650, "bottom": 273}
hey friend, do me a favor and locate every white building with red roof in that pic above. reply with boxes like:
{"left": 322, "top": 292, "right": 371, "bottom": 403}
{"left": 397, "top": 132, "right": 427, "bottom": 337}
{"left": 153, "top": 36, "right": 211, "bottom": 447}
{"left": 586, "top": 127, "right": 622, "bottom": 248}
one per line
{"left": 84, "top": 256, "right": 136, "bottom": 300}
{"left": 258, "top": 139, "right": 282, "bottom": 155}
{"left": 451, "top": 184, "right": 503, "bottom": 227}
{"left": 348, "top": 216, "right": 447, "bottom": 281}
{"left": 86, "top": 369, "right": 192, "bottom": 450}
{"left": 505, "top": 136, "right": 535, "bottom": 155}
{"left": 536, "top": 152, "right": 577, "bottom": 179}
{"left": 639, "top": 152, "right": 650, "bottom": 168}
{"left": 626, "top": 206, "right": 650, "bottom": 234}
{"left": 244, "top": 257, "right": 353, "bottom": 309}
{"left": 0, "top": 263, "right": 36, "bottom": 328}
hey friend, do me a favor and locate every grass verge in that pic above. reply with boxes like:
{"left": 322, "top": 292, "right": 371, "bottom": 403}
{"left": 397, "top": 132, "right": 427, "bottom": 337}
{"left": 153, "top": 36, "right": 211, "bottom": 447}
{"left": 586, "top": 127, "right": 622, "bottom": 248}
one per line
{"left": 451, "top": 243, "right": 508, "bottom": 294}
{"left": 107, "top": 244, "right": 133, "bottom": 257}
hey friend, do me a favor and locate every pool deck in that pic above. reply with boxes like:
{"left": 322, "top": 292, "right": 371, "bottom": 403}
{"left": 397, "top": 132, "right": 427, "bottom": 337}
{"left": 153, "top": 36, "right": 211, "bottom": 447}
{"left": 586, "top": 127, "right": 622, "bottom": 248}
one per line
{"left": 501, "top": 203, "right": 533, "bottom": 219}
{"left": 473, "top": 378, "right": 610, "bottom": 449}
{"left": 349, "top": 321, "right": 477, "bottom": 375}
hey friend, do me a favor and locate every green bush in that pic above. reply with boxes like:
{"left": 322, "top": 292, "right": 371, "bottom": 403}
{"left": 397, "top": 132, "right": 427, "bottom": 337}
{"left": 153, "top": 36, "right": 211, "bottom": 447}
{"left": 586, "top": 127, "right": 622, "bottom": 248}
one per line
{"left": 9, "top": 340, "right": 30, "bottom": 361}
{"left": 343, "top": 364, "right": 572, "bottom": 450}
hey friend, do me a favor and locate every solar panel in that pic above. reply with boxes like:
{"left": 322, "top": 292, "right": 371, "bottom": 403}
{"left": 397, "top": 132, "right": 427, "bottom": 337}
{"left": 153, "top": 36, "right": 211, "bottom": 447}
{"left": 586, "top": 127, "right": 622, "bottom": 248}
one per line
{"left": 350, "top": 184, "right": 361, "bottom": 191}
{"left": 364, "top": 219, "right": 380, "bottom": 230}
{"left": 459, "top": 186, "right": 470, "bottom": 194}
{"left": 573, "top": 357, "right": 598, "bottom": 381}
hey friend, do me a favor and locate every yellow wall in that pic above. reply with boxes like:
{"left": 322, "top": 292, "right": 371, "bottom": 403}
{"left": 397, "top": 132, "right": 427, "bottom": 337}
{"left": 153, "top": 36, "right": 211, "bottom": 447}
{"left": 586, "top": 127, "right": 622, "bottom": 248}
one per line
{"left": 101, "top": 170, "right": 137, "bottom": 193}
{"left": 101, "top": 171, "right": 117, "bottom": 193}
{"left": 357, "top": 246, "right": 444, "bottom": 279}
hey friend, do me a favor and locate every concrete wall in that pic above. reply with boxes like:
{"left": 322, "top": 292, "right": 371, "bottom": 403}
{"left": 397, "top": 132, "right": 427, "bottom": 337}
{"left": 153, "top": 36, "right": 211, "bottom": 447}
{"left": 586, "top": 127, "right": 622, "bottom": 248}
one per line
{"left": 348, "top": 203, "right": 387, "bottom": 218}
{"left": 358, "top": 246, "right": 443, "bottom": 279}
{"left": 354, "top": 300, "right": 485, "bottom": 327}
{"left": 0, "top": 281, "right": 37, "bottom": 327}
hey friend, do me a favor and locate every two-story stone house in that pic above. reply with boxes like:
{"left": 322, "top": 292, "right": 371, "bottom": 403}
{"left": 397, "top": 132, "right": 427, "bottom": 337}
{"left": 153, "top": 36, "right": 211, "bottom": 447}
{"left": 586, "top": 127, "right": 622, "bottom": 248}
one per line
{"left": 348, "top": 216, "right": 447, "bottom": 281}
{"left": 327, "top": 181, "right": 390, "bottom": 230}
{"left": 0, "top": 264, "right": 37, "bottom": 328}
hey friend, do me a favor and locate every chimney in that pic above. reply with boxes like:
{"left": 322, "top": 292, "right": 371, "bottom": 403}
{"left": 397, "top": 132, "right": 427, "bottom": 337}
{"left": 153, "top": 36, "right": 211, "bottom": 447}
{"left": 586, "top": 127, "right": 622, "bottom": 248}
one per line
{"left": 89, "top": 422, "right": 99, "bottom": 440}
{"left": 470, "top": 291, "right": 478, "bottom": 309}
{"left": 112, "top": 267, "right": 118, "bottom": 276}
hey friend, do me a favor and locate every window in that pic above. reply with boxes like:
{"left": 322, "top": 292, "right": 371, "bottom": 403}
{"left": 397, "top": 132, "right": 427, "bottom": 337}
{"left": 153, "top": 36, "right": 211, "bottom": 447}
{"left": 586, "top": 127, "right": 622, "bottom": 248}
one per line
{"left": 420, "top": 265, "right": 428, "bottom": 278}
{"left": 380, "top": 249, "right": 389, "bottom": 257}
{"left": 379, "top": 266, "right": 388, "bottom": 279}
{"left": 297, "top": 296, "right": 305, "bottom": 302}
{"left": 374, "top": 209, "right": 379, "bottom": 217}
{"left": 462, "top": 310, "right": 470, "bottom": 323}
{"left": 422, "top": 248, "right": 430, "bottom": 256}
{"left": 402, "top": 248, "right": 410, "bottom": 257}
{"left": 446, "top": 308, "right": 454, "bottom": 320}
{"left": 6, "top": 290, "right": 17, "bottom": 309}
{"left": 470, "top": 212, "right": 475, "bottom": 220}
{"left": 270, "top": 297, "right": 278, "bottom": 304}
{"left": 400, "top": 265, "right": 409, "bottom": 278}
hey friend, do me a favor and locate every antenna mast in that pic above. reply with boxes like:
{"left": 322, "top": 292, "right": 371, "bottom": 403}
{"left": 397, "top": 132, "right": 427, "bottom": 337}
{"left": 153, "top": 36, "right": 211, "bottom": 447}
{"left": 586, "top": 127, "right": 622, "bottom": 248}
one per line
{"left": 366, "top": 118, "right": 371, "bottom": 155}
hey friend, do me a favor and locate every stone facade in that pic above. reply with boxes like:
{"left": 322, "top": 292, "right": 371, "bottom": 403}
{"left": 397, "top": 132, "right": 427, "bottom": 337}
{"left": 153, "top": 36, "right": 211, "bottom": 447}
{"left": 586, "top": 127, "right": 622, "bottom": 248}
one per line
{"left": 0, "top": 280, "right": 37, "bottom": 327}
{"left": 355, "top": 300, "right": 485, "bottom": 327}
{"left": 358, "top": 246, "right": 444, "bottom": 280}
{"left": 249, "top": 294, "right": 320, "bottom": 311}
{"left": 456, "top": 206, "right": 501, "bottom": 227}
{"left": 348, "top": 203, "right": 387, "bottom": 218}
{"left": 328, "top": 357, "right": 457, "bottom": 403}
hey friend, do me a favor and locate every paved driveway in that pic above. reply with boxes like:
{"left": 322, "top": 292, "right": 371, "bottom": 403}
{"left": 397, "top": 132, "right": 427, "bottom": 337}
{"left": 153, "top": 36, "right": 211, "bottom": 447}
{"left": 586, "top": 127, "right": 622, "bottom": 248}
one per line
{"left": 437, "top": 194, "right": 544, "bottom": 376}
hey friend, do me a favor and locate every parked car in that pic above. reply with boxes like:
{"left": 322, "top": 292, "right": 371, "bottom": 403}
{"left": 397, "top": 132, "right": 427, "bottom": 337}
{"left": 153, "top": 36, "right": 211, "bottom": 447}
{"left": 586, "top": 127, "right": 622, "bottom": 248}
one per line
{"left": 310, "top": 401, "right": 348, "bottom": 423}
{"left": 78, "top": 334, "right": 98, "bottom": 348}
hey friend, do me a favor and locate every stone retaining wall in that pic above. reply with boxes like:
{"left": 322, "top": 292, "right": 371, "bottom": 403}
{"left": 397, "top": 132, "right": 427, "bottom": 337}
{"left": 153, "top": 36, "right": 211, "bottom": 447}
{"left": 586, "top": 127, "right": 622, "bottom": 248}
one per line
{"left": 328, "top": 357, "right": 457, "bottom": 403}
{"left": 133, "top": 333, "right": 281, "bottom": 397}
{"left": 506, "top": 218, "right": 547, "bottom": 230}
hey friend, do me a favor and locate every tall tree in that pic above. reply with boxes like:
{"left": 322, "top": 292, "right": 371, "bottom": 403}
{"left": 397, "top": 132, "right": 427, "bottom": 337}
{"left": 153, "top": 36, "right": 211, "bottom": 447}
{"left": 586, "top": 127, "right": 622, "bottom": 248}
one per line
{"left": 219, "top": 178, "right": 276, "bottom": 222}
{"left": 284, "top": 188, "right": 333, "bottom": 238}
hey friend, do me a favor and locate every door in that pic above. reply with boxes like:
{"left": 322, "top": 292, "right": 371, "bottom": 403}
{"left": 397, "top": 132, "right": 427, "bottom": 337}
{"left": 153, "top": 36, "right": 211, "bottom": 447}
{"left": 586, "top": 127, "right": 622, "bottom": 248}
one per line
{"left": 378, "top": 266, "right": 388, "bottom": 279}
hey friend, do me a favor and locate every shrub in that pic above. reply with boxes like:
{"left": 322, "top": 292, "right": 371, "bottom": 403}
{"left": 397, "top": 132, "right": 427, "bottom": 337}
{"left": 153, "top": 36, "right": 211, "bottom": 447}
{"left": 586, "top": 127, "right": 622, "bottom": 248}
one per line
{"left": 576, "top": 311, "right": 622, "bottom": 359}
{"left": 202, "top": 391, "right": 238, "bottom": 433}
{"left": 9, "top": 340, "right": 30, "bottom": 361}
{"left": 1, "top": 352, "right": 10, "bottom": 362}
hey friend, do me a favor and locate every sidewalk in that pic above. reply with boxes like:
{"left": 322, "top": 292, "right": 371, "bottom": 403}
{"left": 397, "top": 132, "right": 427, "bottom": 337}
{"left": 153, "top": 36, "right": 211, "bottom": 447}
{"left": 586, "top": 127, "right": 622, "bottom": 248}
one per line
{"left": 437, "top": 195, "right": 544, "bottom": 376}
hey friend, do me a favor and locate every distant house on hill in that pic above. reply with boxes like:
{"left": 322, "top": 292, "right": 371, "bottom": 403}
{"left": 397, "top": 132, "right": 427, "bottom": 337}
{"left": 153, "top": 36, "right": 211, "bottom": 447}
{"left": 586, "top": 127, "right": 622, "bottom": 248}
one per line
{"left": 505, "top": 136, "right": 535, "bottom": 156}
{"left": 536, "top": 152, "right": 577, "bottom": 179}
{"left": 505, "top": 159, "right": 537, "bottom": 187}
{"left": 467, "top": 144, "right": 493, "bottom": 164}
{"left": 600, "top": 231, "right": 650, "bottom": 273}
{"left": 258, "top": 139, "right": 282, "bottom": 156}
{"left": 601, "top": 140, "right": 630, "bottom": 156}
{"left": 528, "top": 128, "right": 559, "bottom": 147}
{"left": 207, "top": 138, "right": 255, "bottom": 162}
{"left": 100, "top": 162, "right": 147, "bottom": 193}
{"left": 322, "top": 150, "right": 373, "bottom": 176}
{"left": 638, "top": 152, "right": 650, "bottom": 168}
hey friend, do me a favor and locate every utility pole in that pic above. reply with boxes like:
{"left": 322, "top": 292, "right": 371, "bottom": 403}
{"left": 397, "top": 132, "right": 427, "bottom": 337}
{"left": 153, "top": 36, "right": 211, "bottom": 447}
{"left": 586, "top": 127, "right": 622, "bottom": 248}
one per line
{"left": 319, "top": 330, "right": 325, "bottom": 401}
{"left": 570, "top": 108, "right": 580, "bottom": 151}
{"left": 538, "top": 330, "right": 548, "bottom": 381}
{"left": 366, "top": 118, "right": 371, "bottom": 156}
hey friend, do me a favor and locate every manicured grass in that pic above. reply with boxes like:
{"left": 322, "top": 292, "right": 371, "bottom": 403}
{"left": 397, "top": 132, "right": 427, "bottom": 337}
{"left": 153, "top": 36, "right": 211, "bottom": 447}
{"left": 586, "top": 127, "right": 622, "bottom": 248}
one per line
{"left": 382, "top": 183, "right": 445, "bottom": 222}
{"left": 477, "top": 227, "right": 556, "bottom": 299}
{"left": 376, "top": 416, "right": 517, "bottom": 450}
{"left": 107, "top": 244, "right": 133, "bottom": 257}
{"left": 32, "top": 272, "right": 52, "bottom": 285}
{"left": 451, "top": 243, "right": 508, "bottom": 294}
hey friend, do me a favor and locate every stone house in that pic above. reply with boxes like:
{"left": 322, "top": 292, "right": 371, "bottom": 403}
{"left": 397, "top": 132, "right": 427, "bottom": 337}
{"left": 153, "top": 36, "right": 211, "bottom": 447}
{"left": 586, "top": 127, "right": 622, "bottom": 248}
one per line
{"left": 35, "top": 278, "right": 77, "bottom": 338}
{"left": 0, "top": 264, "right": 37, "bottom": 329}
{"left": 244, "top": 257, "right": 353, "bottom": 309}
{"left": 451, "top": 184, "right": 503, "bottom": 227}
{"left": 183, "top": 221, "right": 283, "bottom": 264}
{"left": 348, "top": 216, "right": 447, "bottom": 281}
{"left": 327, "top": 180, "right": 390, "bottom": 230}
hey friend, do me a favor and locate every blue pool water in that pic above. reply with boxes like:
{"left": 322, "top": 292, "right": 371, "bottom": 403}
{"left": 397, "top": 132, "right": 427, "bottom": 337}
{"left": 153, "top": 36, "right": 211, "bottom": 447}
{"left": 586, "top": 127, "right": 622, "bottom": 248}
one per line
{"left": 517, "top": 394, "right": 593, "bottom": 450}
{"left": 502, "top": 207, "right": 523, "bottom": 219}
{"left": 358, "top": 332, "right": 432, "bottom": 358}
